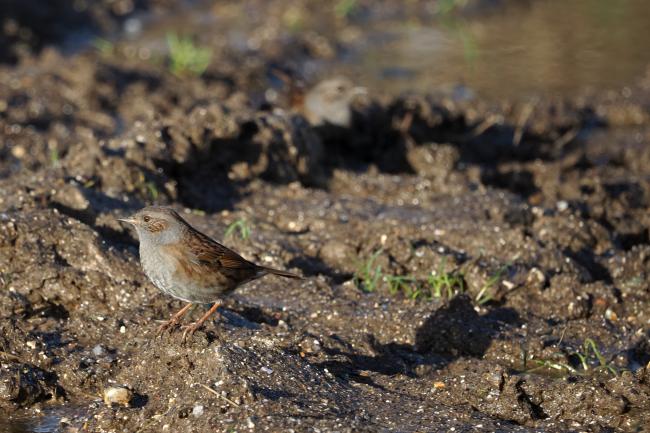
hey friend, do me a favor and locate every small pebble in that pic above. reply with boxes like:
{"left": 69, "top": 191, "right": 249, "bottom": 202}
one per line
{"left": 103, "top": 386, "right": 133, "bottom": 407}
{"left": 605, "top": 308, "right": 618, "bottom": 322}
{"left": 92, "top": 345, "right": 104, "bottom": 356}
{"left": 192, "top": 405, "right": 204, "bottom": 417}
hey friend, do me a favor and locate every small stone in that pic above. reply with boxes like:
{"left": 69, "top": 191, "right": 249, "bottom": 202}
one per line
{"left": 92, "top": 345, "right": 104, "bottom": 356}
{"left": 11, "top": 145, "right": 25, "bottom": 158}
{"left": 605, "top": 308, "right": 618, "bottom": 322}
{"left": 103, "top": 386, "right": 133, "bottom": 407}
{"left": 526, "top": 267, "right": 546, "bottom": 289}
{"left": 192, "top": 405, "right": 204, "bottom": 417}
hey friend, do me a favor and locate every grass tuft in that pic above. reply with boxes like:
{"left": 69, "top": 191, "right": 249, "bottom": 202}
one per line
{"left": 166, "top": 33, "right": 212, "bottom": 77}
{"left": 334, "top": 0, "right": 358, "bottom": 18}
{"left": 355, "top": 253, "right": 465, "bottom": 301}
{"left": 526, "top": 338, "right": 620, "bottom": 376}
{"left": 93, "top": 38, "right": 114, "bottom": 57}
{"left": 475, "top": 265, "right": 508, "bottom": 305}
{"left": 354, "top": 249, "right": 383, "bottom": 292}
{"left": 225, "top": 218, "right": 251, "bottom": 241}
{"left": 385, "top": 274, "right": 417, "bottom": 298}
{"left": 435, "top": 0, "right": 469, "bottom": 15}
{"left": 50, "top": 148, "right": 60, "bottom": 167}
{"left": 427, "top": 258, "right": 465, "bottom": 299}
{"left": 145, "top": 182, "right": 159, "bottom": 200}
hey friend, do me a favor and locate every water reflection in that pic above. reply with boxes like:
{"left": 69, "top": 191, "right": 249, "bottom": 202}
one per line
{"left": 0, "top": 413, "right": 62, "bottom": 433}
{"left": 330, "top": 0, "right": 650, "bottom": 99}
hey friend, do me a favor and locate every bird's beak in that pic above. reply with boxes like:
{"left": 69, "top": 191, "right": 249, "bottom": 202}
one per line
{"left": 117, "top": 216, "right": 137, "bottom": 225}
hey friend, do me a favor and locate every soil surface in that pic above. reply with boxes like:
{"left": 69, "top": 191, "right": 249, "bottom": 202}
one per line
{"left": 1, "top": 1, "right": 650, "bottom": 432}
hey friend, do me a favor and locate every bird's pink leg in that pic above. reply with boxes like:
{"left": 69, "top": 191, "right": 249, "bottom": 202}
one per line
{"left": 182, "top": 301, "right": 222, "bottom": 341}
{"left": 157, "top": 303, "right": 193, "bottom": 335}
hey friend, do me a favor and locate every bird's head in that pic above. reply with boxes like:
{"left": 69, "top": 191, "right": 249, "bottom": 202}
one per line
{"left": 118, "top": 206, "right": 185, "bottom": 245}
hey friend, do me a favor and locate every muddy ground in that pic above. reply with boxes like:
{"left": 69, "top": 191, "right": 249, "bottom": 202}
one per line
{"left": 1, "top": 1, "right": 650, "bottom": 432}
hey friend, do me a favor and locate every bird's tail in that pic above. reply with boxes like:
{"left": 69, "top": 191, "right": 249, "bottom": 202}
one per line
{"left": 257, "top": 266, "right": 303, "bottom": 279}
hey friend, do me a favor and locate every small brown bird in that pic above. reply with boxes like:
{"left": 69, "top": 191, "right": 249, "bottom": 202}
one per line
{"left": 118, "top": 206, "right": 301, "bottom": 340}
{"left": 275, "top": 72, "right": 367, "bottom": 128}
{"left": 302, "top": 77, "right": 367, "bottom": 128}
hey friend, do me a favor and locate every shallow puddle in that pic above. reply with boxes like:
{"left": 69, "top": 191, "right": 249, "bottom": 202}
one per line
{"left": 122, "top": 0, "right": 650, "bottom": 100}
{"left": 327, "top": 0, "right": 650, "bottom": 99}
{"left": 0, "top": 408, "right": 73, "bottom": 433}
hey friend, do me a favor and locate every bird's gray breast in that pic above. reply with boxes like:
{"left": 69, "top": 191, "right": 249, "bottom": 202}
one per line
{"left": 139, "top": 242, "right": 225, "bottom": 303}
{"left": 140, "top": 243, "right": 176, "bottom": 296}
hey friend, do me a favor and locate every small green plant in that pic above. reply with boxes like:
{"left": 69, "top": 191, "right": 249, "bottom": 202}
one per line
{"left": 50, "top": 148, "right": 60, "bottom": 167}
{"left": 385, "top": 274, "right": 416, "bottom": 296}
{"left": 334, "top": 0, "right": 358, "bottom": 18}
{"left": 435, "top": 0, "right": 469, "bottom": 15}
{"left": 475, "top": 265, "right": 507, "bottom": 305}
{"left": 427, "top": 258, "right": 465, "bottom": 299}
{"left": 354, "top": 249, "right": 383, "bottom": 292}
{"left": 145, "top": 182, "right": 159, "bottom": 200}
{"left": 0, "top": 272, "right": 12, "bottom": 289}
{"left": 577, "top": 338, "right": 619, "bottom": 375}
{"left": 166, "top": 33, "right": 212, "bottom": 77}
{"left": 225, "top": 218, "right": 251, "bottom": 241}
{"left": 529, "top": 358, "right": 578, "bottom": 375}
{"left": 526, "top": 338, "right": 619, "bottom": 376}
{"left": 407, "top": 283, "right": 433, "bottom": 301}
{"left": 93, "top": 38, "right": 114, "bottom": 57}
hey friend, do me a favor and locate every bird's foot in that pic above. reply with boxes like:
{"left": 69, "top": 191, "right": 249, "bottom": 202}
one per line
{"left": 156, "top": 303, "right": 193, "bottom": 337}
{"left": 180, "top": 301, "right": 221, "bottom": 342}
{"left": 180, "top": 322, "right": 202, "bottom": 342}
{"left": 156, "top": 318, "right": 181, "bottom": 336}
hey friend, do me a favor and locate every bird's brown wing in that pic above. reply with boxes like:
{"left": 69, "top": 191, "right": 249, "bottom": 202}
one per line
{"left": 186, "top": 230, "right": 259, "bottom": 279}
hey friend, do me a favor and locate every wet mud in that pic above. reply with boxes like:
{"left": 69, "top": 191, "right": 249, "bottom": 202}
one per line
{"left": 1, "top": 1, "right": 650, "bottom": 432}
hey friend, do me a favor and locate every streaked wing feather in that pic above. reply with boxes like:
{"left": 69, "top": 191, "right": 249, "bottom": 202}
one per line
{"left": 189, "top": 231, "right": 256, "bottom": 271}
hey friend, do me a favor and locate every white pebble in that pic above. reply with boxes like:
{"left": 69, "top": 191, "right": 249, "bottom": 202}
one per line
{"left": 192, "top": 405, "right": 204, "bottom": 417}
{"left": 103, "top": 386, "right": 132, "bottom": 407}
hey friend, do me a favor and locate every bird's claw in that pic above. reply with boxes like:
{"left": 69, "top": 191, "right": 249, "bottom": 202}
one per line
{"left": 181, "top": 323, "right": 200, "bottom": 342}
{"left": 156, "top": 318, "right": 181, "bottom": 337}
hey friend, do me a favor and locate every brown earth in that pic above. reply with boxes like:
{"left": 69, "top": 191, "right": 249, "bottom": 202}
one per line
{"left": 1, "top": 1, "right": 650, "bottom": 432}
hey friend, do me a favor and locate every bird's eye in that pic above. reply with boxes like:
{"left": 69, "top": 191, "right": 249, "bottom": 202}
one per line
{"left": 143, "top": 215, "right": 151, "bottom": 223}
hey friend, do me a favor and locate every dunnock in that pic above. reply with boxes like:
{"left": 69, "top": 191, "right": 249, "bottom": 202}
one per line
{"left": 119, "top": 206, "right": 300, "bottom": 340}
{"left": 302, "top": 77, "right": 367, "bottom": 127}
